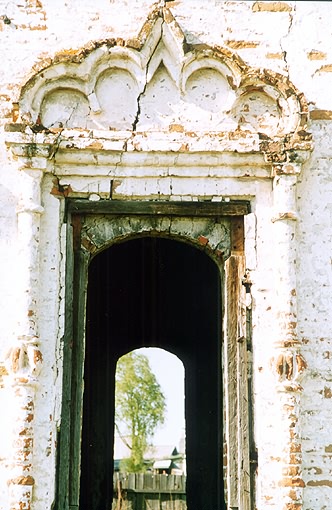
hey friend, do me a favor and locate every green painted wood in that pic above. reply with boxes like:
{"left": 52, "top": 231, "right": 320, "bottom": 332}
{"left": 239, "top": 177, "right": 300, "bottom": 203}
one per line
{"left": 67, "top": 199, "right": 250, "bottom": 217}
{"left": 59, "top": 203, "right": 240, "bottom": 509}
{"left": 69, "top": 250, "right": 90, "bottom": 507}
{"left": 56, "top": 221, "right": 74, "bottom": 510}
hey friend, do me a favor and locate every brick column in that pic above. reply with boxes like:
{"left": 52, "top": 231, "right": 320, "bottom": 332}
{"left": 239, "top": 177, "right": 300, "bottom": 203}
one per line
{"left": 5, "top": 166, "right": 44, "bottom": 510}
{"left": 271, "top": 162, "right": 306, "bottom": 510}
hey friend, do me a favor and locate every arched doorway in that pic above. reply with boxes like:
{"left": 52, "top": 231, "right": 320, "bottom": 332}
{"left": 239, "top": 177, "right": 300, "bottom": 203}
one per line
{"left": 79, "top": 236, "right": 224, "bottom": 510}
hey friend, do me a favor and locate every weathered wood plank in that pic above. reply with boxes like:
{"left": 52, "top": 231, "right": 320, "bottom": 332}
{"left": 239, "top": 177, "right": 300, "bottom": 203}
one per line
{"left": 68, "top": 199, "right": 250, "bottom": 217}
{"left": 224, "top": 214, "right": 252, "bottom": 510}
{"left": 230, "top": 216, "right": 245, "bottom": 252}
{"left": 128, "top": 473, "right": 136, "bottom": 490}
{"left": 112, "top": 473, "right": 186, "bottom": 493}
{"left": 145, "top": 494, "right": 159, "bottom": 510}
{"left": 144, "top": 472, "right": 154, "bottom": 491}
{"left": 224, "top": 254, "right": 240, "bottom": 507}
{"left": 237, "top": 255, "right": 251, "bottom": 510}
{"left": 160, "top": 475, "right": 168, "bottom": 493}
{"left": 69, "top": 250, "right": 90, "bottom": 506}
{"left": 154, "top": 473, "right": 160, "bottom": 493}
{"left": 115, "top": 488, "right": 186, "bottom": 495}
{"left": 137, "top": 473, "right": 144, "bottom": 491}
{"left": 112, "top": 474, "right": 187, "bottom": 510}
{"left": 56, "top": 221, "right": 74, "bottom": 510}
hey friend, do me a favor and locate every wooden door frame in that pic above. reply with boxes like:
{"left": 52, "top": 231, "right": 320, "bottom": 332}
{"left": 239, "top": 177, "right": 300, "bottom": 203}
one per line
{"left": 56, "top": 199, "right": 253, "bottom": 510}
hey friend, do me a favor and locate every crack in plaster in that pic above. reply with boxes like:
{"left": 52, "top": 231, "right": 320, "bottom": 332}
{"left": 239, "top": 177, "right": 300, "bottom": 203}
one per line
{"left": 47, "top": 99, "right": 82, "bottom": 132}
{"left": 50, "top": 102, "right": 83, "bottom": 188}
{"left": 49, "top": 130, "right": 63, "bottom": 163}
{"left": 132, "top": 15, "right": 164, "bottom": 132}
{"left": 49, "top": 101, "right": 83, "bottom": 169}
{"left": 107, "top": 13, "right": 165, "bottom": 192}
{"left": 280, "top": 2, "right": 295, "bottom": 77}
{"left": 110, "top": 149, "right": 126, "bottom": 186}
{"left": 54, "top": 221, "right": 67, "bottom": 426}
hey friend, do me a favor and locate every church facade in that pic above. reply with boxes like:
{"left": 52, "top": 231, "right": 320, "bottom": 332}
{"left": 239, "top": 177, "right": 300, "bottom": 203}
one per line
{"left": 0, "top": 1, "right": 331, "bottom": 509}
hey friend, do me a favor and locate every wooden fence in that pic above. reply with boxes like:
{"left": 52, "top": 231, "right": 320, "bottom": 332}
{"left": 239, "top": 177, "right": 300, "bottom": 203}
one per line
{"left": 112, "top": 472, "right": 187, "bottom": 510}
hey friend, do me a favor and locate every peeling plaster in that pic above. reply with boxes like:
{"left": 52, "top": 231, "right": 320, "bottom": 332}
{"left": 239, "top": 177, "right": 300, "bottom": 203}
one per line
{"left": 1, "top": 3, "right": 326, "bottom": 510}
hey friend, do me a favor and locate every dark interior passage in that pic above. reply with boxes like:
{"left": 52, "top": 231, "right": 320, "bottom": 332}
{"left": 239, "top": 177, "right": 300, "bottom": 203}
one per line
{"left": 80, "top": 236, "right": 224, "bottom": 510}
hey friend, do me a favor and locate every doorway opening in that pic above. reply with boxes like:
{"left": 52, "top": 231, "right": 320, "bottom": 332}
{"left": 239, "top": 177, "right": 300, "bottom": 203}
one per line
{"left": 79, "top": 236, "right": 224, "bottom": 510}
{"left": 114, "top": 347, "right": 186, "bottom": 474}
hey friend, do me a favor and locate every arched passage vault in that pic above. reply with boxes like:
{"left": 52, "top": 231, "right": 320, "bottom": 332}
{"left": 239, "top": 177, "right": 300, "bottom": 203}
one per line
{"left": 4, "top": 3, "right": 313, "bottom": 510}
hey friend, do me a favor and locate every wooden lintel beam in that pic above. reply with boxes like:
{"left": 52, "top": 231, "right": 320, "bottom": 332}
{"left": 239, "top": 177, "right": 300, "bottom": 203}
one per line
{"left": 122, "top": 489, "right": 186, "bottom": 495}
{"left": 67, "top": 199, "right": 250, "bottom": 217}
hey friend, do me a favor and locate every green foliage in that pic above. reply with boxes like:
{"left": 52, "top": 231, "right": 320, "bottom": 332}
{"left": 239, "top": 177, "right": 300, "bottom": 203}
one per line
{"left": 115, "top": 351, "right": 166, "bottom": 473}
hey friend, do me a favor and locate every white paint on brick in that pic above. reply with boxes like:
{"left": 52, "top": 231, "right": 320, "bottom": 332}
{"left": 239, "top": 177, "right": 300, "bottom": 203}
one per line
{"left": 0, "top": 2, "right": 331, "bottom": 510}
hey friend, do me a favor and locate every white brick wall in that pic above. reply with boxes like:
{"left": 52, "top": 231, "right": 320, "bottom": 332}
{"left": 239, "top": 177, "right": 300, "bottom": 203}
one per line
{"left": 1, "top": 2, "right": 332, "bottom": 509}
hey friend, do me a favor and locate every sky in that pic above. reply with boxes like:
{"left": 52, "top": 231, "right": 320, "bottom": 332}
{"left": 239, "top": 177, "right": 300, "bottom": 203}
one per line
{"left": 132, "top": 347, "right": 185, "bottom": 450}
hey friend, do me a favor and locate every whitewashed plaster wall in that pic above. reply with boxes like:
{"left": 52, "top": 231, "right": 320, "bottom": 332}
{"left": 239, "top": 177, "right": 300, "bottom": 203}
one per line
{"left": 0, "top": 2, "right": 332, "bottom": 510}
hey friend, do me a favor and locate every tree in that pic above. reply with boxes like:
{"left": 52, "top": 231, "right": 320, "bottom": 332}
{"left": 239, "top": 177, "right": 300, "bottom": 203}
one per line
{"left": 115, "top": 350, "right": 166, "bottom": 472}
